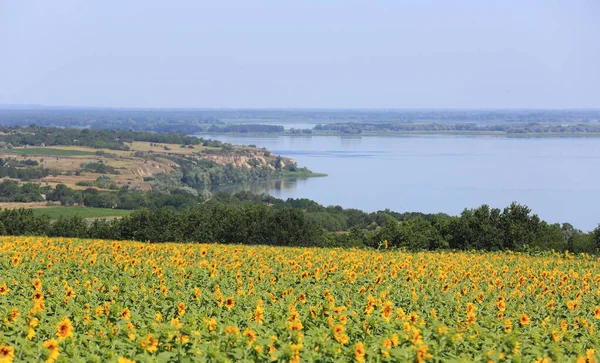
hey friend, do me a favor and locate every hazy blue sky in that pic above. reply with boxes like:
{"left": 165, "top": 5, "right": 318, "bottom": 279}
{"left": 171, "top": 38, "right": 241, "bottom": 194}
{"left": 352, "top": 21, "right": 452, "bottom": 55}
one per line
{"left": 1, "top": 0, "right": 598, "bottom": 109}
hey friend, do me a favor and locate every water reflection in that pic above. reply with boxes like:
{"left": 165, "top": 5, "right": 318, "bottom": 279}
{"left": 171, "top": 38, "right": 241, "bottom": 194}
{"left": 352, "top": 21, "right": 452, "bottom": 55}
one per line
{"left": 340, "top": 136, "right": 363, "bottom": 147}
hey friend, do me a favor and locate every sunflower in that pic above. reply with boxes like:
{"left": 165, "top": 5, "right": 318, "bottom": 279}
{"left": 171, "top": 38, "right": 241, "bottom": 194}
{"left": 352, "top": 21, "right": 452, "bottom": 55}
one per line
{"left": 43, "top": 339, "right": 60, "bottom": 363}
{"left": 43, "top": 339, "right": 59, "bottom": 351}
{"left": 381, "top": 301, "right": 393, "bottom": 321}
{"left": 299, "top": 293, "right": 307, "bottom": 304}
{"left": 382, "top": 338, "right": 392, "bottom": 349}
{"left": 56, "top": 317, "right": 74, "bottom": 340}
{"left": 177, "top": 302, "right": 186, "bottom": 316}
{"left": 416, "top": 345, "right": 432, "bottom": 363}
{"left": 10, "top": 308, "right": 19, "bottom": 322}
{"left": 354, "top": 342, "right": 365, "bottom": 362}
{"left": 519, "top": 313, "right": 530, "bottom": 326}
{"left": 0, "top": 282, "right": 9, "bottom": 296}
{"left": 193, "top": 287, "right": 202, "bottom": 300}
{"left": 170, "top": 317, "right": 182, "bottom": 329}
{"left": 225, "top": 297, "right": 235, "bottom": 310}
{"left": 32, "top": 278, "right": 42, "bottom": 290}
{"left": 27, "top": 317, "right": 39, "bottom": 340}
{"left": 121, "top": 307, "right": 131, "bottom": 320}
{"left": 140, "top": 334, "right": 158, "bottom": 353}
{"left": 289, "top": 320, "right": 303, "bottom": 332}
{"left": 255, "top": 305, "right": 264, "bottom": 324}
{"left": 205, "top": 317, "right": 216, "bottom": 331}
{"left": 0, "top": 346, "right": 15, "bottom": 362}
{"left": 225, "top": 326, "right": 239, "bottom": 336}
{"left": 243, "top": 328, "right": 257, "bottom": 344}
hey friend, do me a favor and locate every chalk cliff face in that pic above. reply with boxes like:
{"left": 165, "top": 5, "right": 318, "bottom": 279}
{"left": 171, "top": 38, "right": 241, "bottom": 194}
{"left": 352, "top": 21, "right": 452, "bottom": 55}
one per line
{"left": 194, "top": 154, "right": 290, "bottom": 170}
{"left": 152, "top": 146, "right": 294, "bottom": 171}
{"left": 0, "top": 138, "right": 301, "bottom": 195}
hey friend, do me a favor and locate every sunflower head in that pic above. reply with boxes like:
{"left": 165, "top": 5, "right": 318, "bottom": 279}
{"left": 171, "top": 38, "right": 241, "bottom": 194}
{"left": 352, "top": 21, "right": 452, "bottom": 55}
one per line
{"left": 56, "top": 317, "right": 74, "bottom": 340}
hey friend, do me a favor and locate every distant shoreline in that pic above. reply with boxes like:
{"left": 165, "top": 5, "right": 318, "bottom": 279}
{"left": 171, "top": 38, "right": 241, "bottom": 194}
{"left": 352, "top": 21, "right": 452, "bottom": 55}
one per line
{"left": 196, "top": 131, "right": 600, "bottom": 138}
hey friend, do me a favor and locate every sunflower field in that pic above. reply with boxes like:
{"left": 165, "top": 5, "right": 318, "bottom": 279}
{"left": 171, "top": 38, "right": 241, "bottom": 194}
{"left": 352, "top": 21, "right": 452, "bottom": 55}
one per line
{"left": 0, "top": 236, "right": 599, "bottom": 362}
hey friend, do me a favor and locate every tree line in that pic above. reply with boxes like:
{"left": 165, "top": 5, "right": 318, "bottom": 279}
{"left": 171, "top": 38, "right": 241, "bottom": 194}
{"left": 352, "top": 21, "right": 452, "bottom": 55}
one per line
{"left": 0, "top": 109, "right": 223, "bottom": 133}
{"left": 0, "top": 125, "right": 218, "bottom": 151}
{"left": 0, "top": 180, "right": 200, "bottom": 209}
{"left": 203, "top": 124, "right": 285, "bottom": 133}
{"left": 313, "top": 122, "right": 600, "bottom": 135}
{"left": 0, "top": 192, "right": 598, "bottom": 253}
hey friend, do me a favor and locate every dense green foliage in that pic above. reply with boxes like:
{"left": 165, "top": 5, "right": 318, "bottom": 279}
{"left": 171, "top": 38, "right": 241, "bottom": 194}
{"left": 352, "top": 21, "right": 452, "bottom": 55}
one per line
{"left": 0, "top": 108, "right": 222, "bottom": 132}
{"left": 0, "top": 157, "right": 51, "bottom": 180}
{"left": 80, "top": 162, "right": 119, "bottom": 175}
{"left": 0, "top": 125, "right": 213, "bottom": 150}
{"left": 43, "top": 183, "right": 201, "bottom": 209}
{"left": 76, "top": 176, "right": 119, "bottom": 190}
{"left": 1, "top": 191, "right": 597, "bottom": 253}
{"left": 0, "top": 180, "right": 46, "bottom": 202}
{"left": 3, "top": 109, "right": 600, "bottom": 136}
{"left": 0, "top": 206, "right": 323, "bottom": 246}
{"left": 151, "top": 153, "right": 310, "bottom": 194}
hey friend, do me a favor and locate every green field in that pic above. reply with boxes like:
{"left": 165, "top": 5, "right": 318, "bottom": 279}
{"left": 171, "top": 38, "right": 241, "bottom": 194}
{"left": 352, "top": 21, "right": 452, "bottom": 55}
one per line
{"left": 0, "top": 147, "right": 97, "bottom": 156}
{"left": 32, "top": 207, "right": 133, "bottom": 219}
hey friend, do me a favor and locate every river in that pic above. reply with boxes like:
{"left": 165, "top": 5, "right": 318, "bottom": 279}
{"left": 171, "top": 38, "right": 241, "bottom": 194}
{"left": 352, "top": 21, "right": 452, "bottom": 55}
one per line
{"left": 195, "top": 134, "right": 600, "bottom": 231}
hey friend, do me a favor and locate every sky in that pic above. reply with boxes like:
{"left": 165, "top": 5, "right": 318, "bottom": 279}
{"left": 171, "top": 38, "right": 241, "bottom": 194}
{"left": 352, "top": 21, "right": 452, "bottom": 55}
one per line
{"left": 0, "top": 0, "right": 599, "bottom": 109}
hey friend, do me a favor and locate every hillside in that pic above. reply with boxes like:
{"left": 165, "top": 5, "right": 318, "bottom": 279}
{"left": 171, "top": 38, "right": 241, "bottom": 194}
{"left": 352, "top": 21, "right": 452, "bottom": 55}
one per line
{"left": 0, "top": 141, "right": 299, "bottom": 191}
{"left": 0, "top": 126, "right": 323, "bottom": 214}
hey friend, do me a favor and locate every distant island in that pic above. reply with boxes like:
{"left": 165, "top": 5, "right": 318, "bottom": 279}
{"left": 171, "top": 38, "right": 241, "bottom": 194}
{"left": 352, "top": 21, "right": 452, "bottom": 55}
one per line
{"left": 2, "top": 107, "right": 600, "bottom": 137}
{"left": 198, "top": 121, "right": 600, "bottom": 137}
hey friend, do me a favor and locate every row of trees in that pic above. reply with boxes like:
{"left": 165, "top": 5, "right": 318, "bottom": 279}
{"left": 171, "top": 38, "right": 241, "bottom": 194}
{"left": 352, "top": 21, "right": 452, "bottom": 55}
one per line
{"left": 0, "top": 180, "right": 46, "bottom": 202}
{"left": 45, "top": 183, "right": 202, "bottom": 209}
{"left": 0, "top": 109, "right": 223, "bottom": 133}
{"left": 0, "top": 165, "right": 50, "bottom": 180}
{"left": 2, "top": 181, "right": 598, "bottom": 254}
{"left": 313, "top": 122, "right": 600, "bottom": 135}
{"left": 3, "top": 108, "right": 598, "bottom": 128}
{"left": 1, "top": 196, "right": 598, "bottom": 253}
{"left": 203, "top": 124, "right": 285, "bottom": 133}
{"left": 0, "top": 206, "right": 323, "bottom": 246}
{"left": 362, "top": 204, "right": 597, "bottom": 253}
{"left": 0, "top": 125, "right": 214, "bottom": 150}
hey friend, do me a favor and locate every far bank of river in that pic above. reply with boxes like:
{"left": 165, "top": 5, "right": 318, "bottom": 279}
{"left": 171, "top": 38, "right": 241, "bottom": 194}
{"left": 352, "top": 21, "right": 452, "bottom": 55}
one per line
{"left": 196, "top": 133, "right": 600, "bottom": 231}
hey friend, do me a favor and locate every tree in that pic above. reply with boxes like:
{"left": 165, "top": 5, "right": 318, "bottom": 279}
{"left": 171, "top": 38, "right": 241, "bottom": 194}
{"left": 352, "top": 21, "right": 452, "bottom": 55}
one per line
{"left": 500, "top": 202, "right": 540, "bottom": 250}
{"left": 593, "top": 225, "right": 600, "bottom": 250}
{"left": 446, "top": 205, "right": 503, "bottom": 250}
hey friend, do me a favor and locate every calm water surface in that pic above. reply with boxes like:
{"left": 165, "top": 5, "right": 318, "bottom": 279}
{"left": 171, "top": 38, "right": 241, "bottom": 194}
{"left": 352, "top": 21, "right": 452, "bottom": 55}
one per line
{"left": 196, "top": 134, "right": 600, "bottom": 231}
